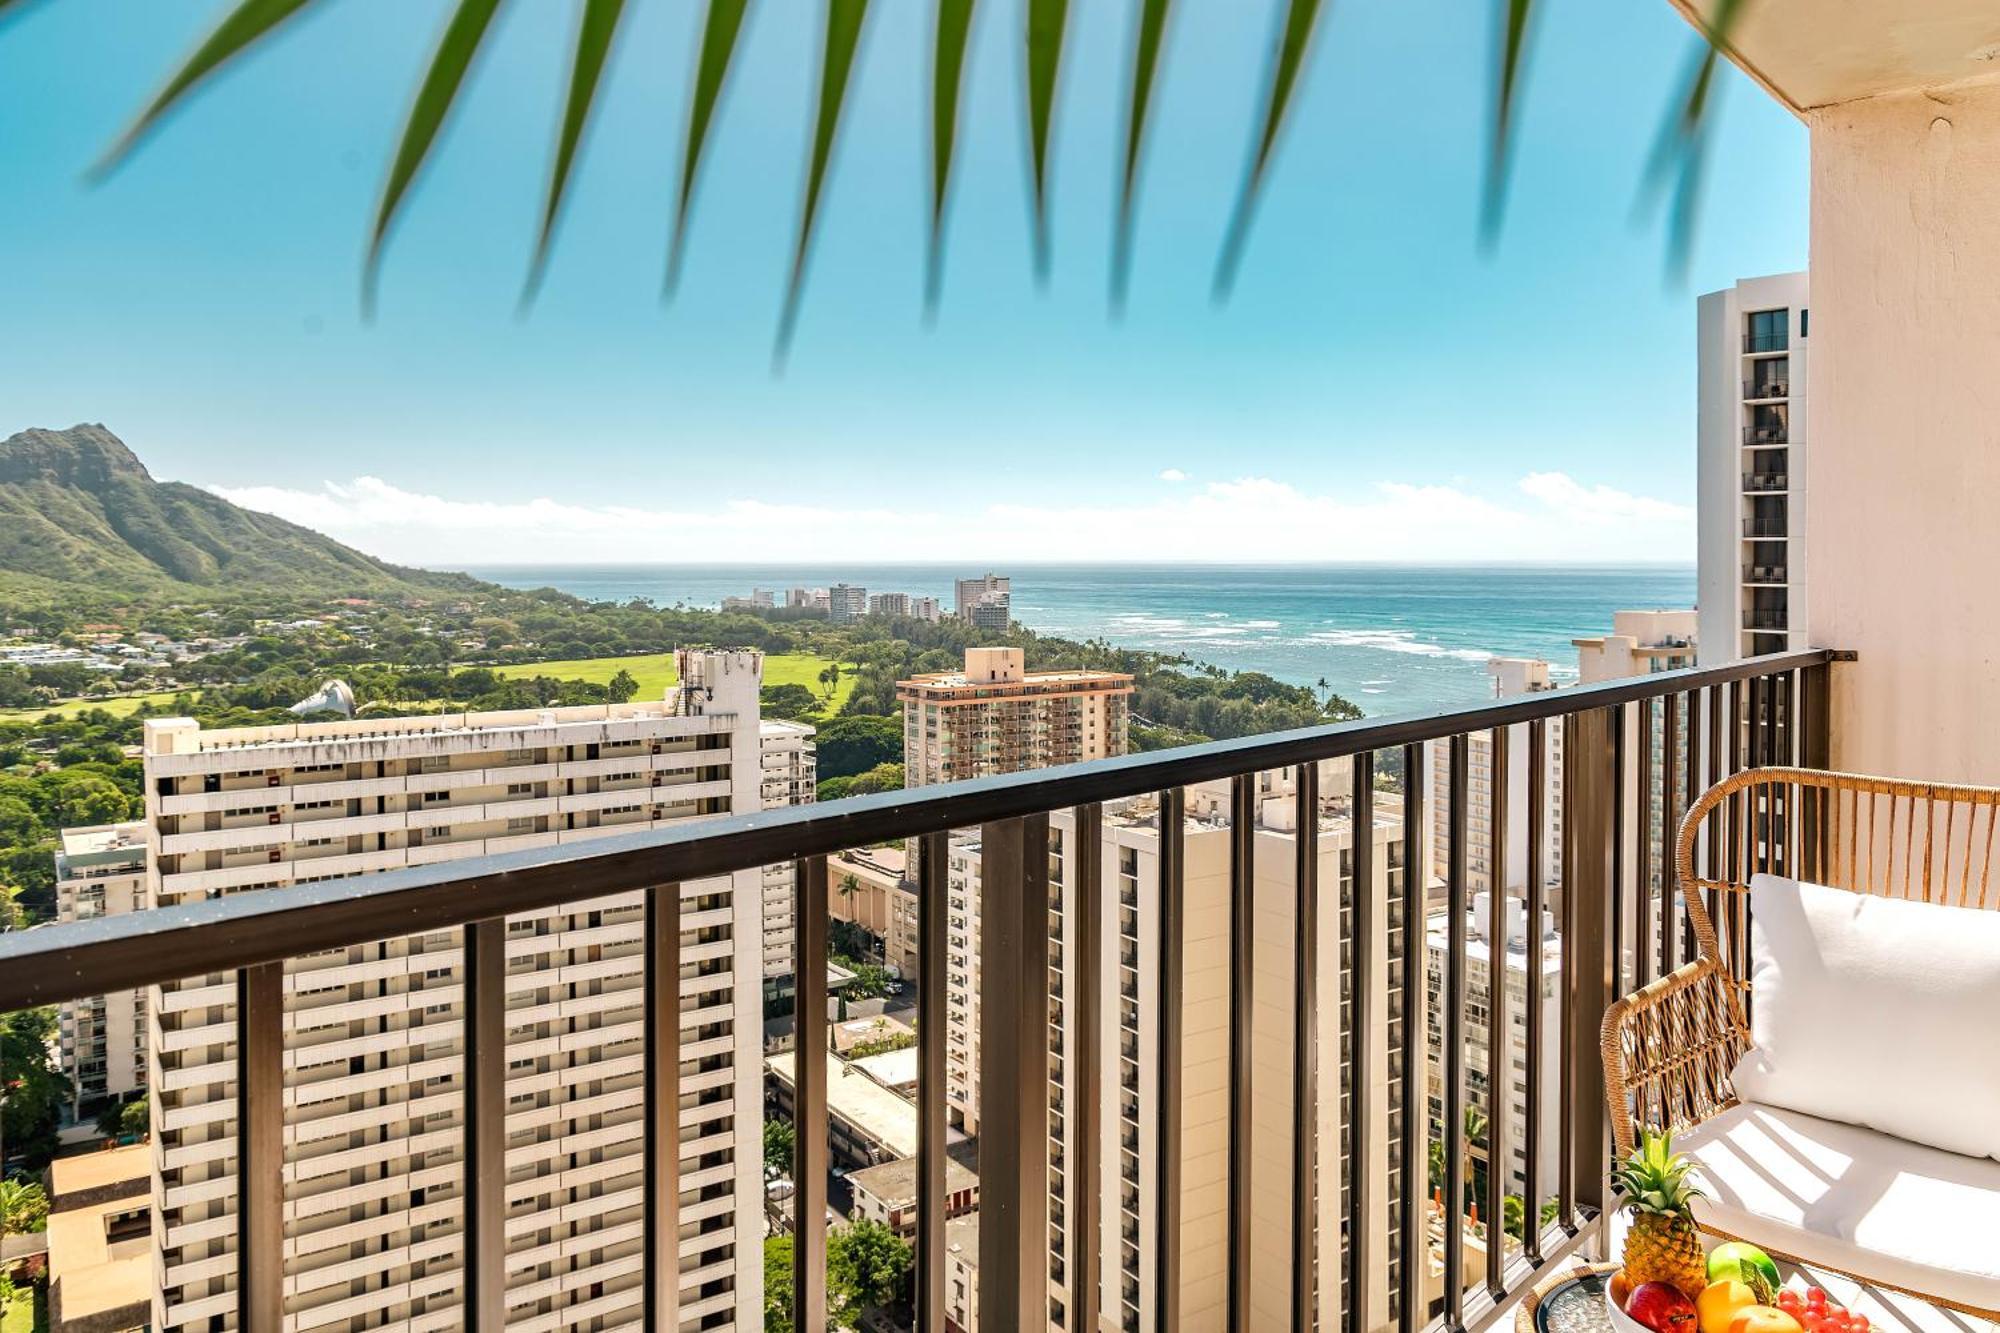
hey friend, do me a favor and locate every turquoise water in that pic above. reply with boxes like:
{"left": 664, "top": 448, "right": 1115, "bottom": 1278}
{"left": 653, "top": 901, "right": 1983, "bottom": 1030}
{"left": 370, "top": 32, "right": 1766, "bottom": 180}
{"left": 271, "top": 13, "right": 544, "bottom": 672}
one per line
{"left": 472, "top": 563, "right": 1697, "bottom": 718}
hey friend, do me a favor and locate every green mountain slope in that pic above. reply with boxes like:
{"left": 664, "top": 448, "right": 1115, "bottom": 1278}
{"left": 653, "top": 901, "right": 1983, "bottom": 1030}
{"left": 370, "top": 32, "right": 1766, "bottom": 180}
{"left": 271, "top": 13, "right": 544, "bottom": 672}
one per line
{"left": 0, "top": 424, "right": 483, "bottom": 599}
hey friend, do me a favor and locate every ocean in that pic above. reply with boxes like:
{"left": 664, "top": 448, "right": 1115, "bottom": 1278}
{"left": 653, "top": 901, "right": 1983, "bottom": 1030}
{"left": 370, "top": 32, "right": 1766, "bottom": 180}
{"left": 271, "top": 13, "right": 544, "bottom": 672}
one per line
{"left": 470, "top": 564, "right": 1697, "bottom": 719}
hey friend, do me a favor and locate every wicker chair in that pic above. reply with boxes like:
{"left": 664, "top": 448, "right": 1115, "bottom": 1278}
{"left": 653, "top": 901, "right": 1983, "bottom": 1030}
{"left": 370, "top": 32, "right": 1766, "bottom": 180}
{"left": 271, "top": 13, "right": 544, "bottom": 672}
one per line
{"left": 1601, "top": 766, "right": 2000, "bottom": 1318}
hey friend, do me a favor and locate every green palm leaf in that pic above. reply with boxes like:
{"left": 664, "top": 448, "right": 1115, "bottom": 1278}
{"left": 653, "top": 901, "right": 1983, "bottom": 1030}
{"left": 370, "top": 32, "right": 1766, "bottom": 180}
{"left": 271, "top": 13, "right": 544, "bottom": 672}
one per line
{"left": 1641, "top": 0, "right": 1748, "bottom": 274}
{"left": 94, "top": 0, "right": 317, "bottom": 178}
{"left": 1112, "top": 0, "right": 1173, "bottom": 309}
{"left": 776, "top": 0, "right": 871, "bottom": 362}
{"left": 523, "top": 0, "right": 629, "bottom": 306}
{"left": 926, "top": 0, "right": 979, "bottom": 309}
{"left": 366, "top": 0, "right": 506, "bottom": 312}
{"left": 1481, "top": 0, "right": 1538, "bottom": 242}
{"left": 1024, "top": 0, "right": 1069, "bottom": 279}
{"left": 666, "top": 0, "right": 753, "bottom": 296}
{"left": 1214, "top": 0, "right": 1324, "bottom": 298}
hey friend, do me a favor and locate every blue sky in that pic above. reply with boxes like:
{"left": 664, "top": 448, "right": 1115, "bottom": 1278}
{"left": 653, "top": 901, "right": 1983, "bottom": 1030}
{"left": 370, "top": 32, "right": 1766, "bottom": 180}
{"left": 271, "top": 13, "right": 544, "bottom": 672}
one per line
{"left": 0, "top": 1, "right": 1806, "bottom": 564}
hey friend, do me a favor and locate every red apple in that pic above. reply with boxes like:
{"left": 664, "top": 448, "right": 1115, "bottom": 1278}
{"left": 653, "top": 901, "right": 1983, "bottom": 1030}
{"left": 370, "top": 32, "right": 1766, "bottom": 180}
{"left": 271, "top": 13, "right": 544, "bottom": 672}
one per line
{"left": 1628, "top": 1282, "right": 1699, "bottom": 1333}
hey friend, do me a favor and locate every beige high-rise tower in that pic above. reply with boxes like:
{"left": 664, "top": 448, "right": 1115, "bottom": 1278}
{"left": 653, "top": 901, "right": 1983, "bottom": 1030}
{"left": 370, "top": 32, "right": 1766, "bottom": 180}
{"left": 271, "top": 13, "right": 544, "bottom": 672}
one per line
{"left": 897, "top": 648, "right": 1133, "bottom": 787}
{"left": 142, "top": 649, "right": 772, "bottom": 1332}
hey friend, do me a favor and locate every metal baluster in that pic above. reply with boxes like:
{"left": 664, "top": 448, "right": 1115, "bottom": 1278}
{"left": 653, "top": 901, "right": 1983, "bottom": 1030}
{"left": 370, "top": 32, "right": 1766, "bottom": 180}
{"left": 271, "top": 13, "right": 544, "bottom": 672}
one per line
{"left": 1523, "top": 721, "right": 1547, "bottom": 1265}
{"left": 465, "top": 918, "right": 507, "bottom": 1330}
{"left": 644, "top": 885, "right": 682, "bottom": 1331}
{"left": 1636, "top": 700, "right": 1656, "bottom": 990}
{"left": 1444, "top": 733, "right": 1469, "bottom": 1330}
{"left": 1295, "top": 761, "right": 1321, "bottom": 1333}
{"left": 1484, "top": 729, "right": 1510, "bottom": 1297}
{"left": 795, "top": 857, "right": 829, "bottom": 1333}
{"left": 1155, "top": 788, "right": 1186, "bottom": 1333}
{"left": 918, "top": 833, "right": 949, "bottom": 1332}
{"left": 1229, "top": 774, "right": 1256, "bottom": 1333}
{"left": 1397, "top": 744, "right": 1427, "bottom": 1333}
{"left": 238, "top": 960, "right": 284, "bottom": 1333}
{"left": 1342, "top": 755, "right": 1379, "bottom": 1333}
{"left": 978, "top": 815, "right": 1051, "bottom": 1332}
{"left": 1610, "top": 706, "right": 1628, "bottom": 1005}
{"left": 1069, "top": 811, "right": 1103, "bottom": 1333}
{"left": 1660, "top": 694, "right": 1680, "bottom": 979}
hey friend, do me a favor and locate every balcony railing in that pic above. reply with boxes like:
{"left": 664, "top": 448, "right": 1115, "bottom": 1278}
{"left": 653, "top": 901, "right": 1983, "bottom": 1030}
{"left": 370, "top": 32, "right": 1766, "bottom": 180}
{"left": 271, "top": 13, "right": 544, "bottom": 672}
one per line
{"left": 1741, "top": 379, "right": 1790, "bottom": 400}
{"left": 1744, "top": 517, "right": 1789, "bottom": 538}
{"left": 0, "top": 649, "right": 1837, "bottom": 1333}
{"left": 1744, "top": 611, "right": 1790, "bottom": 631}
{"left": 1743, "top": 423, "right": 1789, "bottom": 445}
{"left": 1743, "top": 331, "right": 1789, "bottom": 353}
{"left": 1741, "top": 472, "right": 1788, "bottom": 492}
{"left": 1742, "top": 564, "right": 1789, "bottom": 584}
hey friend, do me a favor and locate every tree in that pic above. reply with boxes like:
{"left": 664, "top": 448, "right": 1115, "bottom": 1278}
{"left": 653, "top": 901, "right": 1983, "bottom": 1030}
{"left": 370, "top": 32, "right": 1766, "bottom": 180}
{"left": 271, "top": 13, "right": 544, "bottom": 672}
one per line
{"left": 841, "top": 963, "right": 892, "bottom": 1001}
{"left": 813, "top": 715, "right": 901, "bottom": 782}
{"left": 95, "top": 1096, "right": 149, "bottom": 1141}
{"left": 1, "top": 1009, "right": 68, "bottom": 1171}
{"left": 605, "top": 668, "right": 639, "bottom": 703}
{"left": 0, "top": 1178, "right": 48, "bottom": 1240}
{"left": 763, "top": 1119, "right": 794, "bottom": 1181}
{"left": 828, "top": 1218, "right": 913, "bottom": 1314}
{"left": 816, "top": 663, "right": 842, "bottom": 700}
{"left": 763, "top": 1235, "right": 795, "bottom": 1332}
{"left": 760, "top": 683, "right": 821, "bottom": 721}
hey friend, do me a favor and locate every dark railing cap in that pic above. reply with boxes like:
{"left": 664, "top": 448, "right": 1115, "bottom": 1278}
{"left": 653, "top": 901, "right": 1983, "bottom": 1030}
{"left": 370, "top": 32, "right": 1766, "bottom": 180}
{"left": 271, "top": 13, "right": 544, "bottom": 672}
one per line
{"left": 0, "top": 648, "right": 1839, "bottom": 1011}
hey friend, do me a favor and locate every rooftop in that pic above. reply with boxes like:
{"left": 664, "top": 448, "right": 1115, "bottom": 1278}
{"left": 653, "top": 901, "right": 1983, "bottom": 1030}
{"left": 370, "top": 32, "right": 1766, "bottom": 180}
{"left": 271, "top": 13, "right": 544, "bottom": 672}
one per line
{"left": 47, "top": 1144, "right": 152, "bottom": 1325}
{"left": 849, "top": 1045, "right": 920, "bottom": 1093}
{"left": 846, "top": 1154, "right": 978, "bottom": 1209}
{"left": 56, "top": 820, "right": 146, "bottom": 860}
{"left": 766, "top": 1050, "right": 918, "bottom": 1159}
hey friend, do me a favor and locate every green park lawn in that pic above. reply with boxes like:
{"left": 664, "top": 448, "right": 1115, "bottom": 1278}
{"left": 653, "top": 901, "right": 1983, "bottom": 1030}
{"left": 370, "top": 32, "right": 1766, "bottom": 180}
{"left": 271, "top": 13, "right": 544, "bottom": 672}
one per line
{"left": 0, "top": 1283, "right": 45, "bottom": 1333}
{"left": 0, "top": 688, "right": 188, "bottom": 722}
{"left": 495, "top": 651, "right": 856, "bottom": 713}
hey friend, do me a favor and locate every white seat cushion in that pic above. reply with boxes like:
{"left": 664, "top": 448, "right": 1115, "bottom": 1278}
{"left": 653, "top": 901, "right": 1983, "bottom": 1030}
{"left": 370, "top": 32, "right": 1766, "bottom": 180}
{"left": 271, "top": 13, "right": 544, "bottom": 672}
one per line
{"left": 1681, "top": 1102, "right": 2000, "bottom": 1314}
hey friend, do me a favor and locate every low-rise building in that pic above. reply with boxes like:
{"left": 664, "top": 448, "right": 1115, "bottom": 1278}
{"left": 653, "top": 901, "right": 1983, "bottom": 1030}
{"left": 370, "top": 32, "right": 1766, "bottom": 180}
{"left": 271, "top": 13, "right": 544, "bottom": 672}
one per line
{"left": 46, "top": 1144, "right": 153, "bottom": 1333}
{"left": 846, "top": 1155, "right": 978, "bottom": 1238}
{"left": 765, "top": 1049, "right": 917, "bottom": 1169}
{"left": 1572, "top": 609, "right": 1698, "bottom": 682}
{"left": 829, "top": 846, "right": 921, "bottom": 980}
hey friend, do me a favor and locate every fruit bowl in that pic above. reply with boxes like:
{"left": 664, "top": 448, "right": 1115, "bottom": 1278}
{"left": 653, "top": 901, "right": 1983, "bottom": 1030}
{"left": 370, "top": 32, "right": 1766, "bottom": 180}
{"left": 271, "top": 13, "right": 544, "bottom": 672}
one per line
{"left": 1605, "top": 1247, "right": 1871, "bottom": 1333}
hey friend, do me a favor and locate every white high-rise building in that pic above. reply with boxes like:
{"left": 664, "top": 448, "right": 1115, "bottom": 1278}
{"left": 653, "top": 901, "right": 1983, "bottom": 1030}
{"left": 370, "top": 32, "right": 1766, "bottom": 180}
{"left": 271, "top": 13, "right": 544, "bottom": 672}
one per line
{"left": 828, "top": 583, "right": 868, "bottom": 624}
{"left": 759, "top": 718, "right": 817, "bottom": 982}
{"left": 1423, "top": 892, "right": 1562, "bottom": 1204}
{"left": 141, "top": 649, "right": 771, "bottom": 1332}
{"left": 944, "top": 768, "right": 1411, "bottom": 1332}
{"left": 954, "top": 574, "right": 1011, "bottom": 631}
{"left": 53, "top": 821, "right": 150, "bottom": 1119}
{"left": 1696, "top": 271, "right": 1811, "bottom": 664}
{"left": 1427, "top": 659, "right": 1563, "bottom": 908}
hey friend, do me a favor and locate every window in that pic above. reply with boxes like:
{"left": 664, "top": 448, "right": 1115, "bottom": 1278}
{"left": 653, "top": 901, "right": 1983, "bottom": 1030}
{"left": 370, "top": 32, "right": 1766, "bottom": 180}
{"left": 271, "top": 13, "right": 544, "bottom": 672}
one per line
{"left": 1746, "top": 308, "right": 1788, "bottom": 353}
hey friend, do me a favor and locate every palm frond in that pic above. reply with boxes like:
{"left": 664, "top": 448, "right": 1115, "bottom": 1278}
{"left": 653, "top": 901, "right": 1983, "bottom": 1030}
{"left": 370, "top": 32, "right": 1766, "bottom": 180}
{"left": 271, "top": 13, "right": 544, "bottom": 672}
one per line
{"left": 1112, "top": 0, "right": 1173, "bottom": 310}
{"left": 366, "top": 0, "right": 506, "bottom": 313}
{"left": 776, "top": 0, "right": 872, "bottom": 363}
{"left": 1024, "top": 0, "right": 1070, "bottom": 280}
{"left": 523, "top": 0, "right": 629, "bottom": 307}
{"left": 927, "top": 0, "right": 979, "bottom": 310}
{"left": 1639, "top": 0, "right": 1748, "bottom": 274}
{"left": 1214, "top": 0, "right": 1325, "bottom": 299}
{"left": 94, "top": 0, "right": 316, "bottom": 178}
{"left": 1481, "top": 0, "right": 1538, "bottom": 243}
{"left": 666, "top": 0, "right": 753, "bottom": 296}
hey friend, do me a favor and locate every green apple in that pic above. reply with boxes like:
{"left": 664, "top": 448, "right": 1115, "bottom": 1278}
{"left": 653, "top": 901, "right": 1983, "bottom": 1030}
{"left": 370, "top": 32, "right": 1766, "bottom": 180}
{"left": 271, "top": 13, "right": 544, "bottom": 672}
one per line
{"left": 1707, "top": 1243, "right": 1780, "bottom": 1304}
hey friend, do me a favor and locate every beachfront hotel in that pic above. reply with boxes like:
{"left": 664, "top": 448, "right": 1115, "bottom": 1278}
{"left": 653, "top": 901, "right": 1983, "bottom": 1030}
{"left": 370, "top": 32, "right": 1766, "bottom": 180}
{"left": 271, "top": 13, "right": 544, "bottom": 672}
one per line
{"left": 896, "top": 647, "right": 1133, "bottom": 788}
{"left": 139, "top": 650, "right": 774, "bottom": 1331}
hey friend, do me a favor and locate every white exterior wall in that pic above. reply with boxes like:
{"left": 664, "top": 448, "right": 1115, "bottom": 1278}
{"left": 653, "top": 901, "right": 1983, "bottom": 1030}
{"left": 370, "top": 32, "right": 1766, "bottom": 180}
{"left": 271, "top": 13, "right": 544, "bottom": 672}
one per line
{"left": 758, "top": 719, "right": 817, "bottom": 981}
{"left": 142, "top": 652, "right": 769, "bottom": 1333}
{"left": 1806, "top": 74, "right": 2000, "bottom": 782}
{"left": 1696, "top": 272, "right": 1812, "bottom": 666}
{"left": 55, "top": 824, "right": 150, "bottom": 1116}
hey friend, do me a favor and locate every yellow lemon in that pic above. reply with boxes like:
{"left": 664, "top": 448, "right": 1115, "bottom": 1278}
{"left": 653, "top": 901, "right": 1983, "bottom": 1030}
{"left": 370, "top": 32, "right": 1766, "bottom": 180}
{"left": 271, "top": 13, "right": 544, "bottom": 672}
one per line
{"left": 1729, "top": 1306, "right": 1805, "bottom": 1333}
{"left": 1698, "top": 1281, "right": 1759, "bottom": 1333}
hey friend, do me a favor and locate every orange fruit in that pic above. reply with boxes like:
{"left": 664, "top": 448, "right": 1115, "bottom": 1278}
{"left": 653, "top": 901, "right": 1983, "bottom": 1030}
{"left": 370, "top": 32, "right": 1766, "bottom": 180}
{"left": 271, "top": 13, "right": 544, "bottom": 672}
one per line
{"left": 1699, "top": 1281, "right": 1758, "bottom": 1333}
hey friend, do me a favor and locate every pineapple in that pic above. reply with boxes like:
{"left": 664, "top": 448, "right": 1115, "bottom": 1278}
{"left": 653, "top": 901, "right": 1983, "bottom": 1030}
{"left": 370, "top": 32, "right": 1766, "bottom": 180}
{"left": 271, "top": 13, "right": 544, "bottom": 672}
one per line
{"left": 1615, "top": 1129, "right": 1709, "bottom": 1297}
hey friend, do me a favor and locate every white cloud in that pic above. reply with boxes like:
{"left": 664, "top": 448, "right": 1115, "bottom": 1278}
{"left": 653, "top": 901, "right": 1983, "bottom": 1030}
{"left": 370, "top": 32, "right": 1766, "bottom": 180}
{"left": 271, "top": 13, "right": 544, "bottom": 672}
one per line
{"left": 1158, "top": 468, "right": 1189, "bottom": 483}
{"left": 208, "top": 469, "right": 1692, "bottom": 567}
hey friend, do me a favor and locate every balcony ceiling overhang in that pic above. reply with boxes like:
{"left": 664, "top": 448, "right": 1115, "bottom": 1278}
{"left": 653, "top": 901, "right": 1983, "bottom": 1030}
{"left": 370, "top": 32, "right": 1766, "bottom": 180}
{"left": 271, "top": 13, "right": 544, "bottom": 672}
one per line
{"left": 1669, "top": 0, "right": 2000, "bottom": 113}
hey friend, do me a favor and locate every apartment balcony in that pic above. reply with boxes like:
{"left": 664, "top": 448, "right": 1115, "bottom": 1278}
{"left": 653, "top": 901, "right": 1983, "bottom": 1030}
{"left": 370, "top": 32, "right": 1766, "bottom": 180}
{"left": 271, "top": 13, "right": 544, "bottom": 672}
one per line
{"left": 1741, "top": 471, "right": 1789, "bottom": 493}
{"left": 1743, "top": 331, "right": 1789, "bottom": 353}
{"left": 1744, "top": 517, "right": 1789, "bottom": 538}
{"left": 1743, "top": 423, "right": 1789, "bottom": 445}
{"left": 1743, "top": 610, "right": 1790, "bottom": 631}
{"left": 0, "top": 650, "right": 1838, "bottom": 1333}
{"left": 1742, "top": 564, "right": 1790, "bottom": 584}
{"left": 1741, "top": 378, "right": 1790, "bottom": 400}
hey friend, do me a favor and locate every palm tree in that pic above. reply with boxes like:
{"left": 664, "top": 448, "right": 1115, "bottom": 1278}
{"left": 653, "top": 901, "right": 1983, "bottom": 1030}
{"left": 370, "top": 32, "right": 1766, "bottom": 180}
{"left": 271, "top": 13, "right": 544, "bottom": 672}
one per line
{"left": 0, "top": 1177, "right": 48, "bottom": 1246}
{"left": 57, "top": 0, "right": 1744, "bottom": 354}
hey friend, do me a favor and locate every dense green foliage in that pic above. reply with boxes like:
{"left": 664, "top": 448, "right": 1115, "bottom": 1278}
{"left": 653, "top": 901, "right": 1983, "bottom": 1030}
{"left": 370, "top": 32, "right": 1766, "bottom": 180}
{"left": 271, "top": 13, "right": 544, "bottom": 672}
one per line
{"left": 762, "top": 1220, "right": 913, "bottom": 1331}
{"left": 0, "top": 1010, "right": 67, "bottom": 1172}
{"left": 762, "top": 1119, "right": 793, "bottom": 1181}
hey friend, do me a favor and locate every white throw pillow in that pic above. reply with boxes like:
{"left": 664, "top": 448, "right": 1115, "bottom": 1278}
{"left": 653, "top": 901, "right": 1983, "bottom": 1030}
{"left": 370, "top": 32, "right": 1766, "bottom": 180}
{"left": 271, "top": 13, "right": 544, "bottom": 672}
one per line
{"left": 1731, "top": 872, "right": 2000, "bottom": 1162}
